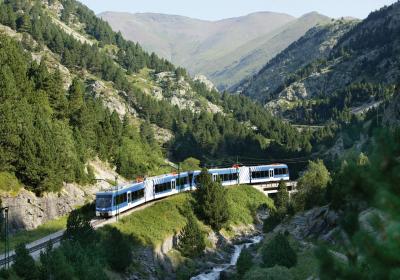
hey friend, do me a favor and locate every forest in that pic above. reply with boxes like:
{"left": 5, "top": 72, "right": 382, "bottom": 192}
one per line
{"left": 0, "top": 0, "right": 322, "bottom": 194}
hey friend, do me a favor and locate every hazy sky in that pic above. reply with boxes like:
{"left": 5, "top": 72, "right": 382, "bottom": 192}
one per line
{"left": 78, "top": 0, "right": 397, "bottom": 20}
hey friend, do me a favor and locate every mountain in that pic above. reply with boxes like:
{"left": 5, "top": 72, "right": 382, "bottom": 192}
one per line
{"left": 0, "top": 0, "right": 315, "bottom": 196}
{"left": 235, "top": 19, "right": 357, "bottom": 101}
{"left": 100, "top": 11, "right": 331, "bottom": 89}
{"left": 237, "top": 1, "right": 400, "bottom": 126}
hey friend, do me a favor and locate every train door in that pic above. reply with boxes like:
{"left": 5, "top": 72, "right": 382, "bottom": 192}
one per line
{"left": 212, "top": 174, "right": 218, "bottom": 182}
{"left": 127, "top": 191, "right": 132, "bottom": 204}
{"left": 171, "top": 179, "right": 176, "bottom": 190}
{"left": 269, "top": 169, "right": 274, "bottom": 178}
{"left": 188, "top": 172, "right": 194, "bottom": 188}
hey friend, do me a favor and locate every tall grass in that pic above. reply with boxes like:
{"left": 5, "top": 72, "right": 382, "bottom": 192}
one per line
{"left": 0, "top": 216, "right": 67, "bottom": 252}
{"left": 112, "top": 185, "right": 273, "bottom": 247}
{"left": 226, "top": 185, "right": 274, "bottom": 226}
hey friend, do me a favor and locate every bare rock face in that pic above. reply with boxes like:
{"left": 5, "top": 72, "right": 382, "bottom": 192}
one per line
{"left": 193, "top": 74, "right": 218, "bottom": 92}
{"left": 1, "top": 159, "right": 124, "bottom": 233}
{"left": 274, "top": 205, "right": 340, "bottom": 244}
{"left": 383, "top": 92, "right": 400, "bottom": 128}
{"left": 3, "top": 183, "right": 86, "bottom": 233}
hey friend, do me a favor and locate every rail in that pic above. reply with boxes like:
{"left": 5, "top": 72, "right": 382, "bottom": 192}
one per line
{"left": 0, "top": 181, "right": 296, "bottom": 266}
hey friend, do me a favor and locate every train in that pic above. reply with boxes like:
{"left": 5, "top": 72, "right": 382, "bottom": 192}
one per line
{"left": 95, "top": 164, "right": 290, "bottom": 217}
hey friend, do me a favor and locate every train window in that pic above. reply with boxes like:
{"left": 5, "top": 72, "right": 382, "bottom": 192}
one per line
{"left": 131, "top": 189, "right": 144, "bottom": 201}
{"left": 96, "top": 195, "right": 112, "bottom": 208}
{"left": 274, "top": 168, "right": 288, "bottom": 175}
{"left": 232, "top": 173, "right": 238, "bottom": 180}
{"left": 252, "top": 171, "right": 266, "bottom": 178}
{"left": 114, "top": 193, "right": 127, "bottom": 206}
{"left": 155, "top": 182, "right": 172, "bottom": 194}
{"left": 176, "top": 177, "right": 187, "bottom": 188}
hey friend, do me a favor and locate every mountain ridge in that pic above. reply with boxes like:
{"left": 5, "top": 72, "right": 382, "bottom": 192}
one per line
{"left": 100, "top": 11, "right": 331, "bottom": 89}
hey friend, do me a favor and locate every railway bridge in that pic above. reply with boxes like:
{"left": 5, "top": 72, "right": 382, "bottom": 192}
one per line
{"left": 251, "top": 181, "right": 298, "bottom": 198}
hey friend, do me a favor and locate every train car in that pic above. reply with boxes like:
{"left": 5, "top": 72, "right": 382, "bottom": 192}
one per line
{"left": 209, "top": 167, "right": 239, "bottom": 186}
{"left": 148, "top": 173, "right": 179, "bottom": 200}
{"left": 95, "top": 182, "right": 146, "bottom": 217}
{"left": 248, "top": 164, "right": 289, "bottom": 184}
{"left": 96, "top": 164, "right": 290, "bottom": 217}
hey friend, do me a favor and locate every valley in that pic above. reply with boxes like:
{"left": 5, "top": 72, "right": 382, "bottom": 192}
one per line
{"left": 100, "top": 11, "right": 331, "bottom": 90}
{"left": 0, "top": 0, "right": 399, "bottom": 279}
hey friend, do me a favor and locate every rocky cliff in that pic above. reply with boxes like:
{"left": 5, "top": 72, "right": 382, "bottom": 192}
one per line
{"left": 2, "top": 159, "right": 125, "bottom": 232}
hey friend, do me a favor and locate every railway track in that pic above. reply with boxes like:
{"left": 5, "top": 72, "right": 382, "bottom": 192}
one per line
{"left": 0, "top": 182, "right": 292, "bottom": 267}
{"left": 0, "top": 200, "right": 158, "bottom": 267}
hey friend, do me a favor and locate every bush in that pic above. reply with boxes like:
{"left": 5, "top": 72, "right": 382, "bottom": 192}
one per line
{"left": 176, "top": 260, "right": 197, "bottom": 280}
{"left": 262, "top": 234, "right": 297, "bottom": 268}
{"left": 263, "top": 211, "right": 284, "bottom": 233}
{"left": 180, "top": 157, "right": 201, "bottom": 171}
{"left": 13, "top": 243, "right": 38, "bottom": 280}
{"left": 63, "top": 209, "right": 96, "bottom": 245}
{"left": 236, "top": 248, "right": 253, "bottom": 276}
{"left": 243, "top": 266, "right": 293, "bottom": 280}
{"left": 294, "top": 160, "right": 331, "bottom": 211}
{"left": 103, "top": 227, "right": 133, "bottom": 272}
{"left": 0, "top": 172, "right": 22, "bottom": 195}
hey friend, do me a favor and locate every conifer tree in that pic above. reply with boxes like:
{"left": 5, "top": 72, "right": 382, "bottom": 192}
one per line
{"left": 276, "top": 180, "right": 289, "bottom": 211}
{"left": 262, "top": 234, "right": 297, "bottom": 268}
{"left": 194, "top": 169, "right": 230, "bottom": 231}
{"left": 177, "top": 209, "right": 206, "bottom": 258}
{"left": 13, "top": 243, "right": 38, "bottom": 280}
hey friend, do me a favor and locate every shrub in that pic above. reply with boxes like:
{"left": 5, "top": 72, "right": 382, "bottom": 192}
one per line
{"left": 13, "top": 243, "right": 38, "bottom": 280}
{"left": 103, "top": 227, "right": 133, "bottom": 272}
{"left": 63, "top": 209, "right": 96, "bottom": 245}
{"left": 262, "top": 234, "right": 297, "bottom": 268}
{"left": 263, "top": 211, "right": 284, "bottom": 233}
{"left": 294, "top": 160, "right": 331, "bottom": 211}
{"left": 236, "top": 247, "right": 253, "bottom": 276}
{"left": 0, "top": 172, "right": 22, "bottom": 195}
{"left": 243, "top": 266, "right": 293, "bottom": 280}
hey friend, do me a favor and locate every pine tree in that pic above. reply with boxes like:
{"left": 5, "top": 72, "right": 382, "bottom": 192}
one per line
{"left": 195, "top": 169, "right": 230, "bottom": 231}
{"left": 236, "top": 248, "right": 253, "bottom": 276}
{"left": 63, "top": 209, "right": 96, "bottom": 245}
{"left": 262, "top": 234, "right": 297, "bottom": 268}
{"left": 13, "top": 243, "right": 38, "bottom": 280}
{"left": 276, "top": 180, "right": 289, "bottom": 210}
{"left": 177, "top": 209, "right": 206, "bottom": 257}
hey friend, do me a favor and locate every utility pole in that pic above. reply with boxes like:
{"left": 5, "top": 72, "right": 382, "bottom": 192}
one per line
{"left": 1, "top": 207, "right": 9, "bottom": 269}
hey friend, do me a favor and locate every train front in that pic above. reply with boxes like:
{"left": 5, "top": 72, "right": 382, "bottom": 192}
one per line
{"left": 95, "top": 192, "right": 114, "bottom": 217}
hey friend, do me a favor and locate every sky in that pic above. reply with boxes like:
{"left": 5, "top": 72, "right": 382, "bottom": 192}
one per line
{"left": 78, "top": 0, "right": 397, "bottom": 20}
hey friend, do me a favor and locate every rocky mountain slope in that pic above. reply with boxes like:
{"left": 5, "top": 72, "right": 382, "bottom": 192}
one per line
{"left": 237, "top": 1, "right": 400, "bottom": 125}
{"left": 100, "top": 11, "right": 331, "bottom": 89}
{"left": 235, "top": 19, "right": 357, "bottom": 102}
{"left": 0, "top": 0, "right": 316, "bottom": 211}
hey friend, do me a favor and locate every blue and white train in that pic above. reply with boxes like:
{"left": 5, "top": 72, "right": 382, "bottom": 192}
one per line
{"left": 95, "top": 164, "right": 289, "bottom": 217}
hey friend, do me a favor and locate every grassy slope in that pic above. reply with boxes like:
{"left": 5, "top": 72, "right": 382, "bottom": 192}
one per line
{"left": 112, "top": 185, "right": 273, "bottom": 247}
{"left": 1, "top": 186, "right": 270, "bottom": 253}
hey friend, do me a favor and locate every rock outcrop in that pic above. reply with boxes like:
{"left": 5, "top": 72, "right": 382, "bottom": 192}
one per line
{"left": 1, "top": 159, "right": 125, "bottom": 233}
{"left": 274, "top": 205, "right": 340, "bottom": 244}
